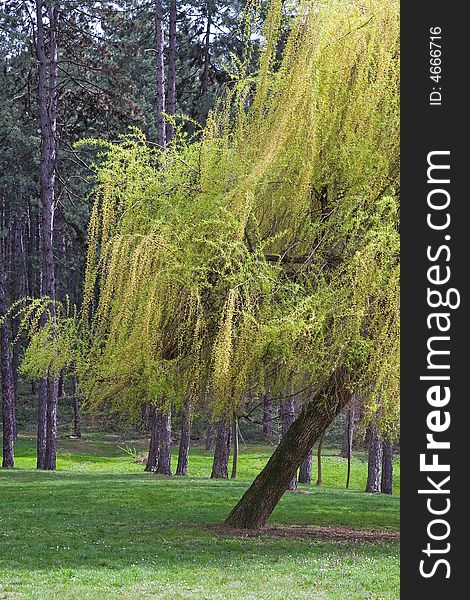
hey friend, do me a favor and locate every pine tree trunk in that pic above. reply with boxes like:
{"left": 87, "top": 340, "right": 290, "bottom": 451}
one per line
{"left": 36, "top": 1, "right": 59, "bottom": 471}
{"left": 11, "top": 206, "right": 25, "bottom": 439}
{"left": 201, "top": 1, "right": 212, "bottom": 96}
{"left": 166, "top": 0, "right": 177, "bottom": 142}
{"left": 316, "top": 432, "right": 324, "bottom": 486}
{"left": 231, "top": 417, "right": 239, "bottom": 479}
{"left": 145, "top": 407, "right": 161, "bottom": 472}
{"left": 280, "top": 396, "right": 297, "bottom": 490}
{"left": 381, "top": 439, "right": 393, "bottom": 495}
{"left": 154, "top": 0, "right": 166, "bottom": 149}
{"left": 211, "top": 416, "right": 231, "bottom": 478}
{"left": 298, "top": 448, "right": 313, "bottom": 484}
{"left": 205, "top": 422, "right": 215, "bottom": 451}
{"left": 366, "top": 427, "right": 383, "bottom": 493}
{"left": 71, "top": 373, "right": 81, "bottom": 438}
{"left": 225, "top": 370, "right": 348, "bottom": 529}
{"left": 157, "top": 409, "right": 172, "bottom": 475}
{"left": 0, "top": 261, "right": 15, "bottom": 468}
{"left": 262, "top": 388, "right": 273, "bottom": 439}
{"left": 176, "top": 400, "right": 191, "bottom": 476}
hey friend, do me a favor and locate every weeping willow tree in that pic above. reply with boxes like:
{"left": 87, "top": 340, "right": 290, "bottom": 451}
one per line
{"left": 52, "top": 0, "right": 398, "bottom": 526}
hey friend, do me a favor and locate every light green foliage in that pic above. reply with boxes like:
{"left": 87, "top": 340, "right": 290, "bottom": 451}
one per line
{"left": 60, "top": 0, "right": 399, "bottom": 431}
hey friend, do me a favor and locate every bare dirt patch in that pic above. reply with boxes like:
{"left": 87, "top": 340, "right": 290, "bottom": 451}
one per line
{"left": 211, "top": 524, "right": 399, "bottom": 543}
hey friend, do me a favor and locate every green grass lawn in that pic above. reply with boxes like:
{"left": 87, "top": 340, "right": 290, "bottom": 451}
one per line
{"left": 0, "top": 434, "right": 399, "bottom": 599}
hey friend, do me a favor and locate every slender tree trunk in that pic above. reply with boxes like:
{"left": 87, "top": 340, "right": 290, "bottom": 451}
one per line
{"left": 205, "top": 422, "right": 215, "bottom": 450}
{"left": 166, "top": 0, "right": 177, "bottom": 142}
{"left": 154, "top": 0, "right": 166, "bottom": 149}
{"left": 57, "top": 368, "right": 65, "bottom": 398}
{"left": 145, "top": 407, "right": 161, "bottom": 472}
{"left": 0, "top": 261, "right": 15, "bottom": 468}
{"left": 262, "top": 388, "right": 273, "bottom": 439}
{"left": 298, "top": 447, "right": 313, "bottom": 484}
{"left": 366, "top": 426, "right": 383, "bottom": 493}
{"left": 156, "top": 409, "right": 172, "bottom": 475}
{"left": 225, "top": 370, "right": 349, "bottom": 529}
{"left": 176, "top": 400, "right": 191, "bottom": 476}
{"left": 37, "top": 377, "right": 48, "bottom": 469}
{"left": 280, "top": 396, "right": 297, "bottom": 490}
{"left": 71, "top": 373, "right": 81, "bottom": 438}
{"left": 140, "top": 402, "right": 150, "bottom": 431}
{"left": 36, "top": 1, "right": 59, "bottom": 471}
{"left": 211, "top": 416, "right": 231, "bottom": 478}
{"left": 340, "top": 404, "right": 355, "bottom": 458}
{"left": 316, "top": 432, "right": 324, "bottom": 486}
{"left": 201, "top": 1, "right": 212, "bottom": 96}
{"left": 381, "top": 439, "right": 393, "bottom": 495}
{"left": 231, "top": 417, "right": 239, "bottom": 479}
{"left": 11, "top": 206, "right": 25, "bottom": 439}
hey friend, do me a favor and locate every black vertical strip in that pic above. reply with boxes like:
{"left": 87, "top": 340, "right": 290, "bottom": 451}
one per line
{"left": 401, "top": 2, "right": 466, "bottom": 596}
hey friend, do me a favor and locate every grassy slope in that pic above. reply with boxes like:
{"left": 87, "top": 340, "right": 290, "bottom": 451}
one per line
{"left": 0, "top": 434, "right": 399, "bottom": 599}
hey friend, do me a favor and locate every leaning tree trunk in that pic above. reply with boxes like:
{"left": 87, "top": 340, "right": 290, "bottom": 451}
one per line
{"left": 154, "top": 0, "right": 166, "bottom": 149}
{"left": 176, "top": 400, "right": 192, "bottom": 476}
{"left": 366, "top": 426, "right": 383, "bottom": 493}
{"left": 157, "top": 409, "right": 172, "bottom": 475}
{"left": 280, "top": 396, "right": 297, "bottom": 490}
{"left": 381, "top": 439, "right": 393, "bottom": 495}
{"left": 225, "top": 370, "right": 349, "bottom": 529}
{"left": 0, "top": 260, "right": 15, "bottom": 468}
{"left": 36, "top": 1, "right": 59, "bottom": 471}
{"left": 262, "top": 388, "right": 273, "bottom": 440}
{"left": 71, "top": 372, "right": 81, "bottom": 438}
{"left": 298, "top": 447, "right": 313, "bottom": 484}
{"left": 211, "top": 416, "right": 231, "bottom": 478}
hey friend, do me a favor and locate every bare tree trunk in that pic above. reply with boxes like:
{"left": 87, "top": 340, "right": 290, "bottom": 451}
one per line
{"left": 205, "top": 422, "right": 215, "bottom": 450}
{"left": 298, "top": 448, "right": 313, "bottom": 484}
{"left": 280, "top": 396, "right": 297, "bottom": 490}
{"left": 11, "top": 205, "right": 25, "bottom": 439}
{"left": 37, "top": 377, "right": 48, "bottom": 469}
{"left": 201, "top": 1, "right": 212, "bottom": 96}
{"left": 176, "top": 400, "right": 191, "bottom": 476}
{"left": 145, "top": 407, "right": 161, "bottom": 472}
{"left": 316, "top": 432, "right": 324, "bottom": 486}
{"left": 166, "top": 0, "right": 177, "bottom": 143}
{"left": 36, "top": 1, "right": 59, "bottom": 471}
{"left": 140, "top": 402, "right": 150, "bottom": 431}
{"left": 262, "top": 387, "right": 273, "bottom": 439}
{"left": 154, "top": 0, "right": 166, "bottom": 149}
{"left": 366, "top": 426, "right": 383, "bottom": 493}
{"left": 381, "top": 439, "right": 393, "bottom": 495}
{"left": 340, "top": 404, "right": 355, "bottom": 458}
{"left": 71, "top": 372, "right": 81, "bottom": 438}
{"left": 0, "top": 260, "right": 15, "bottom": 468}
{"left": 57, "top": 368, "right": 65, "bottom": 398}
{"left": 231, "top": 417, "right": 239, "bottom": 479}
{"left": 225, "top": 370, "right": 348, "bottom": 529}
{"left": 211, "top": 416, "right": 231, "bottom": 478}
{"left": 157, "top": 409, "right": 172, "bottom": 475}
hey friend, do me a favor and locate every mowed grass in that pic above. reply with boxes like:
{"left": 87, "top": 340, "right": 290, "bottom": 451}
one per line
{"left": 0, "top": 434, "right": 399, "bottom": 599}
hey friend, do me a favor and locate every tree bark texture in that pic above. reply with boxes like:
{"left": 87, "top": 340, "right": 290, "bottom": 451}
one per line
{"left": 280, "top": 396, "right": 297, "bottom": 490}
{"left": 316, "top": 432, "right": 324, "bottom": 487}
{"left": 36, "top": 1, "right": 59, "bottom": 471}
{"left": 166, "top": 0, "right": 177, "bottom": 142}
{"left": 211, "top": 416, "right": 231, "bottom": 478}
{"left": 154, "top": 0, "right": 166, "bottom": 149}
{"left": 298, "top": 447, "right": 313, "bottom": 484}
{"left": 0, "top": 261, "right": 15, "bottom": 468}
{"left": 145, "top": 407, "right": 161, "bottom": 472}
{"left": 381, "top": 439, "right": 393, "bottom": 495}
{"left": 366, "top": 426, "right": 383, "bottom": 493}
{"left": 176, "top": 400, "right": 191, "bottom": 476}
{"left": 225, "top": 370, "right": 349, "bottom": 529}
{"left": 156, "top": 409, "right": 172, "bottom": 475}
